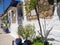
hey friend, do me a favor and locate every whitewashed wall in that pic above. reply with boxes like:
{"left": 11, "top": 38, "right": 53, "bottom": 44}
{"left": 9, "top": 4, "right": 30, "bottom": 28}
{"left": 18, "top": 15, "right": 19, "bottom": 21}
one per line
{"left": 8, "top": 7, "right": 19, "bottom": 38}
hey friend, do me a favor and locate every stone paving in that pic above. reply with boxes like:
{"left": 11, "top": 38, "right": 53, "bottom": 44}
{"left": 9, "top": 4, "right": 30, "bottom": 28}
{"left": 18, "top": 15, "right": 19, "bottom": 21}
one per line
{"left": 0, "top": 28, "right": 15, "bottom": 45}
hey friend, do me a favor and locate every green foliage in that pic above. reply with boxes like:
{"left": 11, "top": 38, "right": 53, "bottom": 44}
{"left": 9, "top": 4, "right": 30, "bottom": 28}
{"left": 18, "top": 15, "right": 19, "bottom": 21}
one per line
{"left": 18, "top": 24, "right": 35, "bottom": 39}
{"left": 49, "top": 43, "right": 52, "bottom": 45}
{"left": 25, "top": 0, "right": 36, "bottom": 14}
{"left": 32, "top": 42, "right": 43, "bottom": 45}
{"left": 32, "top": 37, "right": 43, "bottom": 45}
{"left": 18, "top": 26, "right": 25, "bottom": 38}
{"left": 33, "top": 37, "right": 43, "bottom": 43}
{"left": 2, "top": 15, "right": 8, "bottom": 24}
{"left": 2, "top": 15, "right": 9, "bottom": 29}
{"left": 32, "top": 37, "right": 52, "bottom": 45}
{"left": 1, "top": 23, "right": 3, "bottom": 28}
{"left": 30, "top": 0, "right": 36, "bottom": 8}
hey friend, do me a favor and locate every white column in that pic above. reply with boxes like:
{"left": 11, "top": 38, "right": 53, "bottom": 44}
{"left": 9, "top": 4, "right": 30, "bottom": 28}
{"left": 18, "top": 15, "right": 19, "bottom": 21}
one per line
{"left": 22, "top": 0, "right": 28, "bottom": 26}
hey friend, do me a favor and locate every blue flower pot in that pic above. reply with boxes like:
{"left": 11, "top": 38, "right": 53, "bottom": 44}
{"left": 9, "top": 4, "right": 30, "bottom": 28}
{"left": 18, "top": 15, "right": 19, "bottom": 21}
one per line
{"left": 24, "top": 40, "right": 32, "bottom": 45}
{"left": 4, "top": 28, "right": 10, "bottom": 33}
{"left": 24, "top": 42, "right": 28, "bottom": 45}
{"left": 44, "top": 41, "right": 49, "bottom": 45}
{"left": 15, "top": 38, "right": 22, "bottom": 45}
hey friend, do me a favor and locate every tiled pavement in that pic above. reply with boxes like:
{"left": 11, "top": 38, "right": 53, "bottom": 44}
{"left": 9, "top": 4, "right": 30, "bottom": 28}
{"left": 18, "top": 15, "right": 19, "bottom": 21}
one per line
{"left": 0, "top": 28, "right": 15, "bottom": 45}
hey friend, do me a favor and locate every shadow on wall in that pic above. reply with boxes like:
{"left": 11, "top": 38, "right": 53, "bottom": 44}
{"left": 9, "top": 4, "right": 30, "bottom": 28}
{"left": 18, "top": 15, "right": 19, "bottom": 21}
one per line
{"left": 57, "top": 2, "right": 60, "bottom": 20}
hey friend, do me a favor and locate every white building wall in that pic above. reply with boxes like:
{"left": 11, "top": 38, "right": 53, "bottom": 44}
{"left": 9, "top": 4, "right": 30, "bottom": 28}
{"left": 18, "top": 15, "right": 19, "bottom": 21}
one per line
{"left": 8, "top": 8, "right": 19, "bottom": 38}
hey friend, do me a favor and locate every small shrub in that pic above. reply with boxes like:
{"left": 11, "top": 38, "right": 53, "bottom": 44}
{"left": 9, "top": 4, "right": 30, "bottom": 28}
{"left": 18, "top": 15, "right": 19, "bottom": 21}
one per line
{"left": 18, "top": 24, "right": 35, "bottom": 40}
{"left": 32, "top": 37, "right": 43, "bottom": 45}
{"left": 33, "top": 37, "right": 43, "bottom": 43}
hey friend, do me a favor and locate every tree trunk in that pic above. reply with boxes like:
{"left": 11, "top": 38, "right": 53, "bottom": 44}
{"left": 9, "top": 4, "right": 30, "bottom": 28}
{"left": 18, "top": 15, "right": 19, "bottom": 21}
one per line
{"left": 34, "top": 7, "right": 43, "bottom": 41}
{"left": 34, "top": 0, "right": 43, "bottom": 41}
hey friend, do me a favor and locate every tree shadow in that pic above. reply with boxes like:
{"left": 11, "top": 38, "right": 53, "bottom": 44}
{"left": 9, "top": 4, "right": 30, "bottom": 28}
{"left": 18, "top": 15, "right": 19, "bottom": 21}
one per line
{"left": 48, "top": 38, "right": 60, "bottom": 42}
{"left": 47, "top": 38, "right": 55, "bottom": 41}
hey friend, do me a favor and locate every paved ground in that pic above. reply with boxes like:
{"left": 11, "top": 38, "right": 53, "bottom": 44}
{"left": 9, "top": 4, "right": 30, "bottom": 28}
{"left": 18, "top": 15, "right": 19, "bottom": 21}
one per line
{"left": 0, "top": 28, "right": 15, "bottom": 45}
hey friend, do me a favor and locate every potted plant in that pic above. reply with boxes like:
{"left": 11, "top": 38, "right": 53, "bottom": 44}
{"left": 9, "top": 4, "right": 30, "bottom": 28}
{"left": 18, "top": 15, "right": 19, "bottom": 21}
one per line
{"left": 14, "top": 32, "right": 22, "bottom": 45}
{"left": 18, "top": 24, "right": 35, "bottom": 45}
{"left": 13, "top": 26, "right": 22, "bottom": 45}
{"left": 12, "top": 35, "right": 22, "bottom": 45}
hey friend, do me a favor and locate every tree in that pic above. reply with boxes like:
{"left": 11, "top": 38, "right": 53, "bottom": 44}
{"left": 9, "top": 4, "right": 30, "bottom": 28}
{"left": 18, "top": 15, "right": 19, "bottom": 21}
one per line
{"left": 25, "top": 0, "right": 54, "bottom": 44}
{"left": 25, "top": 0, "right": 43, "bottom": 41}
